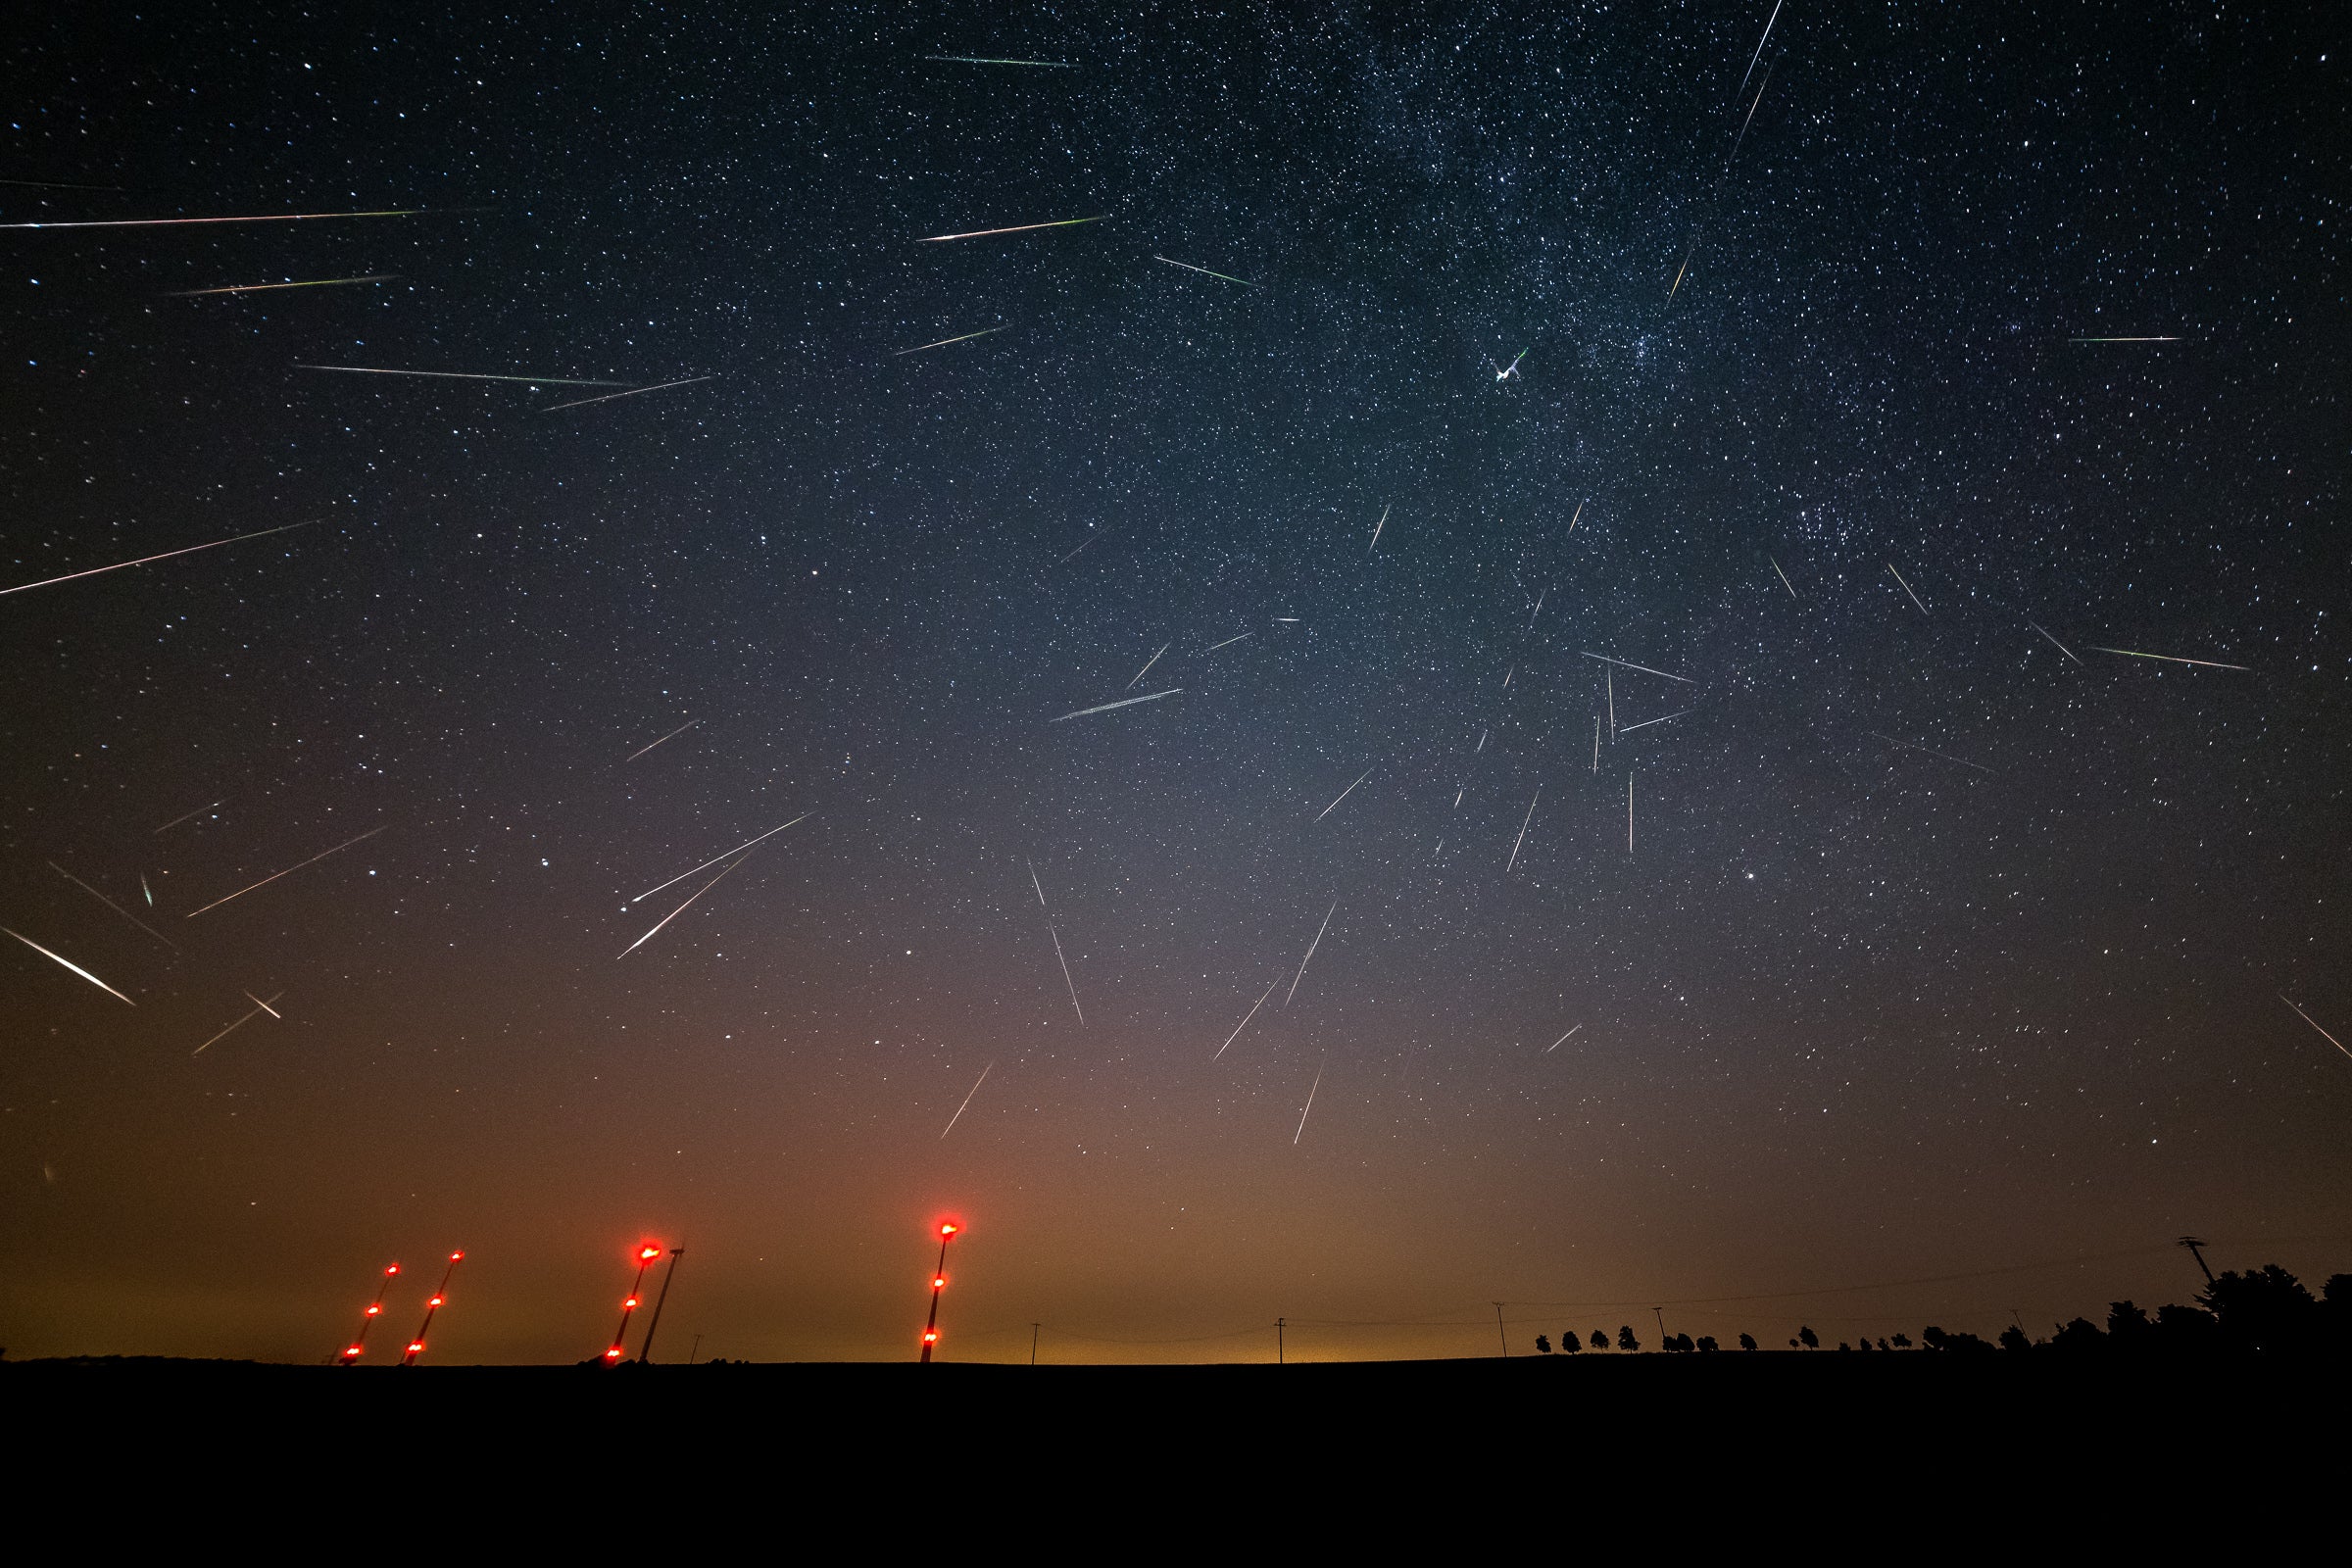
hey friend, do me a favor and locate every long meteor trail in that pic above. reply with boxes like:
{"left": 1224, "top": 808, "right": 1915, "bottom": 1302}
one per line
{"left": 1770, "top": 556, "right": 1798, "bottom": 599}
{"left": 917, "top": 215, "right": 1105, "bottom": 242}
{"left": 193, "top": 992, "right": 285, "bottom": 1055}
{"left": 1737, "top": 0, "right": 1784, "bottom": 96}
{"left": 154, "top": 801, "right": 222, "bottom": 834}
{"left": 2, "top": 208, "right": 420, "bottom": 229}
{"left": 1869, "top": 731, "right": 1995, "bottom": 775}
{"left": 1314, "top": 763, "right": 1376, "bottom": 823}
{"left": 3, "top": 927, "right": 137, "bottom": 1006}
{"left": 1286, "top": 901, "right": 1337, "bottom": 1006}
{"left": 1619, "top": 710, "right": 1691, "bottom": 733}
{"left": 624, "top": 717, "right": 700, "bottom": 762}
{"left": 299, "top": 365, "right": 625, "bottom": 386}
{"left": 1153, "top": 255, "right": 1259, "bottom": 287}
{"left": 184, "top": 823, "right": 391, "bottom": 918}
{"left": 1048, "top": 924, "right": 1085, "bottom": 1026}
{"left": 618, "top": 854, "right": 749, "bottom": 958}
{"left": 940, "top": 1062, "right": 995, "bottom": 1139}
{"left": 1051, "top": 688, "right": 1182, "bottom": 722}
{"left": 1583, "top": 652, "right": 1696, "bottom": 684}
{"left": 924, "top": 55, "right": 1076, "bottom": 68}
{"left": 2027, "top": 619, "right": 2085, "bottom": 665}
{"left": 2085, "top": 645, "right": 2250, "bottom": 671}
{"left": 170, "top": 273, "right": 399, "bottom": 296}
{"left": 630, "top": 814, "right": 808, "bottom": 904}
{"left": 893, "top": 326, "right": 1008, "bottom": 356}
{"left": 1214, "top": 975, "right": 1282, "bottom": 1061}
{"left": 1544, "top": 1025, "right": 1584, "bottom": 1054}
{"left": 2281, "top": 995, "right": 2352, "bottom": 1062}
{"left": 1886, "top": 564, "right": 1930, "bottom": 614}
{"left": 543, "top": 375, "right": 716, "bottom": 412}
{"left": 1507, "top": 786, "right": 1541, "bottom": 873}
{"left": 1126, "top": 643, "right": 1169, "bottom": 690}
{"left": 1294, "top": 1056, "right": 1326, "bottom": 1146}
{"left": 0, "top": 520, "right": 313, "bottom": 599}
{"left": 49, "top": 861, "right": 177, "bottom": 950}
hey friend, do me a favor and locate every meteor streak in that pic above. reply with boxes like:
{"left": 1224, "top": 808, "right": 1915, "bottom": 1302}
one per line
{"left": 940, "top": 1062, "right": 995, "bottom": 1139}
{"left": 170, "top": 273, "right": 399, "bottom": 296}
{"left": 630, "top": 814, "right": 808, "bottom": 903}
{"left": 1544, "top": 1025, "right": 1584, "bottom": 1054}
{"left": 917, "top": 215, "right": 1105, "bottom": 242}
{"left": 154, "top": 801, "right": 221, "bottom": 834}
{"left": 1, "top": 208, "right": 420, "bottom": 229}
{"left": 1286, "top": 901, "right": 1337, "bottom": 1007}
{"left": 1769, "top": 556, "right": 1798, "bottom": 599}
{"left": 1592, "top": 715, "right": 1601, "bottom": 773}
{"left": 2280, "top": 995, "right": 2352, "bottom": 1063}
{"left": 892, "top": 326, "right": 1008, "bottom": 356}
{"left": 1583, "top": 652, "right": 1695, "bottom": 684}
{"left": 1205, "top": 631, "right": 1253, "bottom": 653}
{"left": 1886, "top": 564, "right": 1929, "bottom": 614}
{"left": 924, "top": 55, "right": 1076, "bottom": 68}
{"left": 618, "top": 854, "right": 749, "bottom": 957}
{"left": 1214, "top": 976, "right": 1281, "bottom": 1061}
{"left": 543, "top": 374, "right": 717, "bottom": 412}
{"left": 1127, "top": 642, "right": 1169, "bottom": 690}
{"left": 1528, "top": 586, "right": 1546, "bottom": 632}
{"left": 1314, "top": 763, "right": 1376, "bottom": 823}
{"left": 2027, "top": 619, "right": 2084, "bottom": 665}
{"left": 1153, "top": 255, "right": 1259, "bottom": 287}
{"left": 3, "top": 926, "right": 136, "bottom": 1006}
{"left": 298, "top": 365, "right": 625, "bottom": 386}
{"left": 48, "top": 861, "right": 177, "bottom": 950}
{"left": 1051, "top": 688, "right": 1182, "bottom": 722}
{"left": 1507, "top": 786, "right": 1541, "bottom": 873}
{"left": 1048, "top": 924, "right": 1085, "bottom": 1025}
{"left": 624, "top": 717, "right": 700, "bottom": 762}
{"left": 185, "top": 823, "right": 392, "bottom": 917}
{"left": 193, "top": 992, "right": 285, "bottom": 1055}
{"left": 1619, "top": 710, "right": 1691, "bottom": 733}
{"left": 2084, "top": 645, "right": 2250, "bottom": 671}
{"left": 1628, "top": 771, "right": 1635, "bottom": 854}
{"left": 1868, "top": 730, "right": 1995, "bottom": 775}
{"left": 1028, "top": 858, "right": 1049, "bottom": 908}
{"left": 1668, "top": 242, "right": 1695, "bottom": 301}
{"left": 1567, "top": 499, "right": 1586, "bottom": 533}
{"left": 1294, "top": 1056, "right": 1326, "bottom": 1146}
{"left": 1369, "top": 505, "right": 1389, "bottom": 554}
{"left": 2069, "top": 336, "right": 2180, "bottom": 343}
{"left": 1737, "top": 0, "right": 1784, "bottom": 96}
{"left": 0, "top": 520, "right": 313, "bottom": 599}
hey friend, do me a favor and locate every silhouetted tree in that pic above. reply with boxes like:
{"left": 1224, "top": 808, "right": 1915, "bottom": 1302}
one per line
{"left": 1738, "top": 1333, "right": 1757, "bottom": 1350}
{"left": 1998, "top": 1324, "right": 2032, "bottom": 1352}
{"left": 1589, "top": 1329, "right": 1608, "bottom": 1350}
{"left": 1617, "top": 1325, "right": 1641, "bottom": 1352}
{"left": 1796, "top": 1325, "right": 1819, "bottom": 1350}
{"left": 1670, "top": 1332, "right": 1696, "bottom": 1352}
{"left": 1876, "top": 1339, "right": 1891, "bottom": 1351}
{"left": 1920, "top": 1325, "right": 1995, "bottom": 1352}
{"left": 2106, "top": 1300, "right": 2155, "bottom": 1348}
{"left": 1889, "top": 1333, "right": 1911, "bottom": 1349}
{"left": 2049, "top": 1317, "right": 2107, "bottom": 1352}
{"left": 2202, "top": 1264, "right": 2319, "bottom": 1351}
{"left": 1695, "top": 1336, "right": 1720, "bottom": 1352}
{"left": 2154, "top": 1301, "right": 2220, "bottom": 1349}
{"left": 1534, "top": 1334, "right": 1552, "bottom": 1354}
{"left": 1559, "top": 1330, "right": 1582, "bottom": 1354}
{"left": 1837, "top": 1342, "right": 1851, "bottom": 1351}
{"left": 1856, "top": 1337, "right": 1872, "bottom": 1351}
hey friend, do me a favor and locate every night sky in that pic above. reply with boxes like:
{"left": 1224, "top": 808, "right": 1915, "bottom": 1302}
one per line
{"left": 3, "top": 4, "right": 2346, "bottom": 1365}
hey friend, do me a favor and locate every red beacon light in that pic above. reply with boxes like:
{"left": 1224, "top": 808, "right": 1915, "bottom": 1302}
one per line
{"left": 940, "top": 1223, "right": 958, "bottom": 1237}
{"left": 428, "top": 1296, "right": 445, "bottom": 1308}
{"left": 407, "top": 1341, "right": 425, "bottom": 1354}
{"left": 604, "top": 1346, "right": 623, "bottom": 1361}
{"left": 365, "top": 1303, "right": 381, "bottom": 1316}
{"left": 638, "top": 1245, "right": 662, "bottom": 1261}
{"left": 449, "top": 1250, "right": 465, "bottom": 1262}
{"left": 343, "top": 1346, "right": 364, "bottom": 1359}
{"left": 933, "top": 1276, "right": 947, "bottom": 1289}
{"left": 385, "top": 1264, "right": 402, "bottom": 1277}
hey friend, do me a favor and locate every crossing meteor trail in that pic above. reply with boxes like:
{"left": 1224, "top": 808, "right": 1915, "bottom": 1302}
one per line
{"left": 0, "top": 520, "right": 313, "bottom": 599}
{"left": 1583, "top": 652, "right": 1695, "bottom": 684}
{"left": 3, "top": 927, "right": 138, "bottom": 1006}
{"left": 2085, "top": 645, "right": 2250, "bottom": 671}
{"left": 1286, "top": 901, "right": 1337, "bottom": 1006}
{"left": 917, "top": 215, "right": 1105, "bottom": 242}
{"left": 1294, "top": 1056, "right": 1327, "bottom": 1145}
{"left": 1619, "top": 709, "right": 1691, "bottom": 733}
{"left": 1545, "top": 1025, "right": 1584, "bottom": 1054}
{"left": 48, "top": 861, "right": 177, "bottom": 950}
{"left": 1869, "top": 730, "right": 1995, "bottom": 775}
{"left": 1051, "top": 688, "right": 1182, "bottom": 722}
{"left": 1127, "top": 643, "right": 1169, "bottom": 690}
{"left": 1886, "top": 564, "right": 1930, "bottom": 614}
{"left": 1214, "top": 976, "right": 1282, "bottom": 1061}
{"left": 893, "top": 326, "right": 1008, "bottom": 356}
{"left": 1048, "top": 924, "right": 1085, "bottom": 1025}
{"left": 1, "top": 207, "right": 420, "bottom": 229}
{"left": 2280, "top": 995, "right": 2352, "bottom": 1062}
{"left": 184, "top": 824, "right": 392, "bottom": 917}
{"left": 1314, "top": 763, "right": 1376, "bottom": 823}
{"left": 299, "top": 365, "right": 625, "bottom": 386}
{"left": 630, "top": 814, "right": 808, "bottom": 903}
{"left": 543, "top": 374, "right": 716, "bottom": 412}
{"left": 1507, "top": 786, "right": 1541, "bottom": 873}
{"left": 1153, "top": 255, "right": 1258, "bottom": 287}
{"left": 624, "top": 717, "right": 700, "bottom": 761}
{"left": 618, "top": 855, "right": 749, "bottom": 958}
{"left": 2028, "top": 620, "right": 2085, "bottom": 665}
{"left": 154, "top": 801, "right": 223, "bottom": 834}
{"left": 940, "top": 1062, "right": 995, "bottom": 1139}
{"left": 193, "top": 992, "right": 285, "bottom": 1055}
{"left": 170, "top": 273, "right": 398, "bottom": 296}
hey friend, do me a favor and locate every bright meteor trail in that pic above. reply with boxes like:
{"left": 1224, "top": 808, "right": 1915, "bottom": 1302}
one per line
{"left": 1286, "top": 901, "right": 1337, "bottom": 1006}
{"left": 1214, "top": 975, "right": 1282, "bottom": 1061}
{"left": 892, "top": 326, "right": 1008, "bottom": 356}
{"left": 1051, "top": 688, "right": 1183, "bottom": 722}
{"left": 917, "top": 215, "right": 1106, "bottom": 242}
{"left": 1314, "top": 762, "right": 1377, "bottom": 823}
{"left": 3, "top": 927, "right": 137, "bottom": 1006}
{"left": 299, "top": 365, "right": 626, "bottom": 386}
{"left": 1582, "top": 652, "right": 1696, "bottom": 684}
{"left": 1, "top": 208, "right": 421, "bottom": 229}
{"left": 2085, "top": 646, "right": 2250, "bottom": 671}
{"left": 0, "top": 520, "right": 313, "bottom": 599}
{"left": 624, "top": 717, "right": 701, "bottom": 762}
{"left": 193, "top": 992, "right": 285, "bottom": 1055}
{"left": 543, "top": 375, "right": 717, "bottom": 412}
{"left": 2280, "top": 995, "right": 2352, "bottom": 1063}
{"left": 1153, "top": 255, "right": 1259, "bottom": 287}
{"left": 924, "top": 55, "right": 1077, "bottom": 68}
{"left": 48, "top": 861, "right": 177, "bottom": 951}
{"left": 618, "top": 855, "right": 749, "bottom": 958}
{"left": 170, "top": 273, "right": 399, "bottom": 296}
{"left": 1049, "top": 924, "right": 1085, "bottom": 1025}
{"left": 630, "top": 814, "right": 809, "bottom": 904}
{"left": 940, "top": 1062, "right": 995, "bottom": 1139}
{"left": 184, "top": 824, "right": 392, "bottom": 917}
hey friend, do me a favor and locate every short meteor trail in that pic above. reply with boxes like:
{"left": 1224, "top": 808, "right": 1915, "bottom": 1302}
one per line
{"left": 2280, "top": 995, "right": 2352, "bottom": 1063}
{"left": 298, "top": 365, "right": 625, "bottom": 386}
{"left": 1507, "top": 786, "right": 1541, "bottom": 873}
{"left": 1, "top": 207, "right": 420, "bottom": 229}
{"left": 1592, "top": 715, "right": 1601, "bottom": 773}
{"left": 543, "top": 374, "right": 717, "bottom": 412}
{"left": 1127, "top": 642, "right": 1169, "bottom": 690}
{"left": 618, "top": 854, "right": 749, "bottom": 958}
{"left": 1607, "top": 669, "right": 1615, "bottom": 737}
{"left": 924, "top": 55, "right": 1077, "bottom": 68}
{"left": 193, "top": 992, "right": 285, "bottom": 1055}
{"left": 48, "top": 861, "right": 177, "bottom": 951}
{"left": 170, "top": 273, "right": 399, "bottom": 296}
{"left": 2069, "top": 336, "right": 2180, "bottom": 343}
{"left": 892, "top": 326, "right": 1008, "bottom": 356}
{"left": 1886, "top": 564, "right": 1930, "bottom": 614}
{"left": 940, "top": 1061, "right": 995, "bottom": 1139}
{"left": 141, "top": 875, "right": 154, "bottom": 907}
{"left": 1205, "top": 631, "right": 1253, "bottom": 653}
{"left": 624, "top": 717, "right": 701, "bottom": 762}
{"left": 1627, "top": 771, "right": 1636, "bottom": 854}
{"left": 1051, "top": 688, "right": 1183, "bottom": 722}
{"left": 1294, "top": 1056, "right": 1327, "bottom": 1146}
{"left": 1214, "top": 975, "right": 1282, "bottom": 1061}
{"left": 1369, "top": 504, "right": 1390, "bottom": 554}
{"left": 1048, "top": 924, "right": 1085, "bottom": 1025}
{"left": 1619, "top": 709, "right": 1691, "bottom": 733}
{"left": 1544, "top": 1024, "right": 1584, "bottom": 1054}
{"left": 1054, "top": 527, "right": 1114, "bottom": 565}
{"left": 1028, "top": 858, "right": 1049, "bottom": 908}
{"left": 1314, "top": 763, "right": 1377, "bottom": 823}
{"left": 3, "top": 927, "right": 136, "bottom": 1006}
{"left": 1737, "top": 0, "right": 1784, "bottom": 97}
{"left": 1567, "top": 500, "right": 1586, "bottom": 533}
{"left": 630, "top": 814, "right": 808, "bottom": 904}
{"left": 0, "top": 519, "right": 313, "bottom": 599}
{"left": 1769, "top": 556, "right": 1798, "bottom": 599}
{"left": 2027, "top": 619, "right": 2084, "bottom": 665}
{"left": 1668, "top": 241, "right": 1696, "bottom": 301}
{"left": 917, "top": 215, "right": 1105, "bottom": 243}
{"left": 1583, "top": 652, "right": 1696, "bottom": 684}
{"left": 184, "top": 823, "right": 392, "bottom": 918}
{"left": 1868, "top": 730, "right": 1995, "bottom": 775}
{"left": 1286, "top": 901, "right": 1337, "bottom": 1007}
{"left": 1726, "top": 55, "right": 1777, "bottom": 167}
{"left": 1153, "top": 255, "right": 1259, "bottom": 287}
{"left": 1528, "top": 586, "right": 1547, "bottom": 632}
{"left": 154, "top": 801, "right": 222, "bottom": 835}
{"left": 2084, "top": 645, "right": 2250, "bottom": 671}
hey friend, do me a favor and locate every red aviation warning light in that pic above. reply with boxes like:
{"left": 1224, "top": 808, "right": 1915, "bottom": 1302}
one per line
{"left": 365, "top": 1304, "right": 381, "bottom": 1317}
{"left": 603, "top": 1241, "right": 664, "bottom": 1364}
{"left": 386, "top": 1264, "right": 402, "bottom": 1277}
{"left": 933, "top": 1277, "right": 947, "bottom": 1289}
{"left": 604, "top": 1346, "right": 623, "bottom": 1362}
{"left": 400, "top": 1249, "right": 466, "bottom": 1367}
{"left": 940, "top": 1223, "right": 958, "bottom": 1237}
{"left": 638, "top": 1245, "right": 662, "bottom": 1261}
{"left": 918, "top": 1219, "right": 962, "bottom": 1364}
{"left": 339, "top": 1260, "right": 403, "bottom": 1365}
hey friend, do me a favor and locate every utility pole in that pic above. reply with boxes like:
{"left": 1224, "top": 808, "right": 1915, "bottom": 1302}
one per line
{"left": 1030, "top": 1322, "right": 1041, "bottom": 1366}
{"left": 2178, "top": 1235, "right": 2216, "bottom": 1285}
{"left": 1494, "top": 1302, "right": 1508, "bottom": 1357}
{"left": 1652, "top": 1305, "right": 1666, "bottom": 1346}
{"left": 1276, "top": 1317, "right": 1286, "bottom": 1364}
{"left": 638, "top": 1248, "right": 685, "bottom": 1363}
{"left": 688, "top": 1334, "right": 703, "bottom": 1366}
{"left": 919, "top": 1223, "right": 957, "bottom": 1361}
